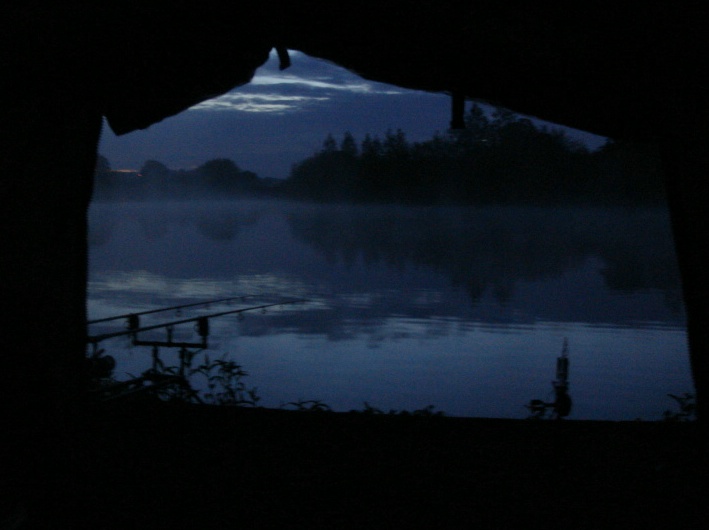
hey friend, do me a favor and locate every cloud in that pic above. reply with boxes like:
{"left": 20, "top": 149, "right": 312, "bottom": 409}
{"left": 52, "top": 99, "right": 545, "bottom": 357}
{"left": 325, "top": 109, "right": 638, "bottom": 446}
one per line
{"left": 191, "top": 93, "right": 330, "bottom": 113}
{"left": 188, "top": 49, "right": 406, "bottom": 114}
{"left": 250, "top": 73, "right": 404, "bottom": 95}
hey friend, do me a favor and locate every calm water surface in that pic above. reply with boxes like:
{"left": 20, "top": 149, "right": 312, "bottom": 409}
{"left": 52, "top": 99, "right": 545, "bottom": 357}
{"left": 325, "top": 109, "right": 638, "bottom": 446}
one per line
{"left": 87, "top": 199, "right": 691, "bottom": 420}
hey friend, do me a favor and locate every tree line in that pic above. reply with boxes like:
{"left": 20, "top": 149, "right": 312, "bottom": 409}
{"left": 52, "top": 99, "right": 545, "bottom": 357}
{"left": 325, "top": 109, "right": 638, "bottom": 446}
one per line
{"left": 94, "top": 157, "right": 272, "bottom": 201}
{"left": 95, "top": 104, "right": 665, "bottom": 205}
{"left": 281, "top": 105, "right": 665, "bottom": 205}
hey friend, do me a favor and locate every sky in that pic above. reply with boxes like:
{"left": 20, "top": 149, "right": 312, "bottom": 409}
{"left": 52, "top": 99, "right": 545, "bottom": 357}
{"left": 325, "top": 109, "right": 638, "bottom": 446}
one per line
{"left": 99, "top": 49, "right": 606, "bottom": 180}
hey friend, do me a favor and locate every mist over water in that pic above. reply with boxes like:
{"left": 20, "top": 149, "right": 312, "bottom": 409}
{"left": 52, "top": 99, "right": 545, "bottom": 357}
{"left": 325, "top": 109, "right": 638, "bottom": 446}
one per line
{"left": 88, "top": 198, "right": 690, "bottom": 420}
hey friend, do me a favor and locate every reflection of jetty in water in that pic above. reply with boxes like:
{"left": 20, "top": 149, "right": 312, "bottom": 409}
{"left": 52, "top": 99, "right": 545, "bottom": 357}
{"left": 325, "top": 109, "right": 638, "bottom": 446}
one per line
{"left": 526, "top": 338, "right": 572, "bottom": 419}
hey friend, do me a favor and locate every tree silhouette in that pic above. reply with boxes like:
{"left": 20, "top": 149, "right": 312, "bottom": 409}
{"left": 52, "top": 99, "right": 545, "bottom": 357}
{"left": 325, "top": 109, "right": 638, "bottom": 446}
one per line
{"left": 322, "top": 133, "right": 337, "bottom": 153}
{"left": 340, "top": 131, "right": 358, "bottom": 157}
{"left": 140, "top": 159, "right": 170, "bottom": 178}
{"left": 280, "top": 114, "right": 663, "bottom": 205}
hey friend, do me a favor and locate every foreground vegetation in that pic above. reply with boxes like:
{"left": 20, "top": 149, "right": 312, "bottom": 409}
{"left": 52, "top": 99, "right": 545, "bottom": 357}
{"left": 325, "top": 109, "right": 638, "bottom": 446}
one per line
{"left": 66, "top": 351, "right": 702, "bottom": 528}
{"left": 89, "top": 346, "right": 693, "bottom": 422}
{"left": 28, "top": 396, "right": 704, "bottom": 529}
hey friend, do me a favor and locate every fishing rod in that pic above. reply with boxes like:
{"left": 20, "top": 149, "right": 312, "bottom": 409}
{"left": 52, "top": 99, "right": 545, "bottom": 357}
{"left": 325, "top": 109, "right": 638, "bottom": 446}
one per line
{"left": 87, "top": 295, "right": 256, "bottom": 325}
{"left": 87, "top": 298, "right": 308, "bottom": 345}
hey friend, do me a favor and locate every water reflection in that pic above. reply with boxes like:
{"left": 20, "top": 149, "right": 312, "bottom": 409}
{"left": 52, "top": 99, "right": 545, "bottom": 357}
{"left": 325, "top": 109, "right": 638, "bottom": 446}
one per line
{"left": 286, "top": 203, "right": 681, "bottom": 303}
{"left": 87, "top": 199, "right": 690, "bottom": 420}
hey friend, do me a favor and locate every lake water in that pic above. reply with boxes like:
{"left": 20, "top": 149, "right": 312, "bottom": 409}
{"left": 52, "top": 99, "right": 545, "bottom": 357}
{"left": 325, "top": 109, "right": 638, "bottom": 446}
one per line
{"left": 87, "top": 199, "right": 691, "bottom": 420}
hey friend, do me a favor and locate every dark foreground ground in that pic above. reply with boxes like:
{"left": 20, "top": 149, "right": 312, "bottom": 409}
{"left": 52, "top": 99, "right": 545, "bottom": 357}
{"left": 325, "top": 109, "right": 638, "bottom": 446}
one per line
{"left": 20, "top": 402, "right": 709, "bottom": 529}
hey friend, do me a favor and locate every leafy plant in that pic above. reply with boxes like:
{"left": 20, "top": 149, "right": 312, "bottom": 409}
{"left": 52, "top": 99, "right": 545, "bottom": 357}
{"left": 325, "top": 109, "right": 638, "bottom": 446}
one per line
{"left": 115, "top": 349, "right": 261, "bottom": 407}
{"left": 281, "top": 399, "right": 332, "bottom": 412}
{"left": 662, "top": 393, "right": 696, "bottom": 422}
{"left": 90, "top": 348, "right": 447, "bottom": 417}
{"left": 86, "top": 348, "right": 118, "bottom": 390}
{"left": 353, "top": 402, "right": 444, "bottom": 417}
{"left": 188, "top": 353, "right": 261, "bottom": 406}
{"left": 410, "top": 404, "right": 445, "bottom": 417}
